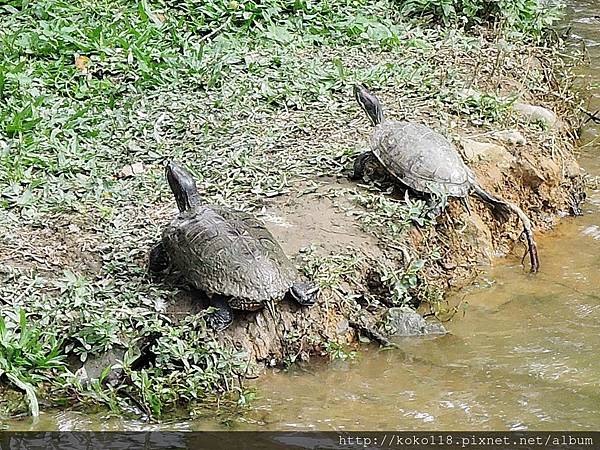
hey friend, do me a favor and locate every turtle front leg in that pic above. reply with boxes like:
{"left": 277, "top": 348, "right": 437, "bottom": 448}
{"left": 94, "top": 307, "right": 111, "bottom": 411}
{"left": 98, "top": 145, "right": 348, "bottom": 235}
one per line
{"left": 425, "top": 196, "right": 446, "bottom": 217}
{"left": 206, "top": 296, "right": 234, "bottom": 331}
{"left": 288, "top": 282, "right": 319, "bottom": 307}
{"left": 422, "top": 190, "right": 450, "bottom": 218}
{"left": 350, "top": 151, "right": 375, "bottom": 180}
{"left": 148, "top": 241, "right": 170, "bottom": 278}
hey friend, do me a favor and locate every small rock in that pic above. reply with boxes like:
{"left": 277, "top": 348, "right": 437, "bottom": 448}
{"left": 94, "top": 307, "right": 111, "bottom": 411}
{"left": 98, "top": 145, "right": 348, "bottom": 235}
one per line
{"left": 74, "top": 366, "right": 89, "bottom": 385}
{"left": 491, "top": 129, "right": 526, "bottom": 146}
{"left": 382, "top": 307, "right": 447, "bottom": 337}
{"left": 564, "top": 159, "right": 582, "bottom": 179}
{"left": 117, "top": 162, "right": 146, "bottom": 179}
{"left": 461, "top": 139, "right": 514, "bottom": 170}
{"left": 458, "top": 214, "right": 494, "bottom": 264}
{"left": 516, "top": 156, "right": 547, "bottom": 188}
{"left": 516, "top": 155, "right": 562, "bottom": 188}
{"left": 513, "top": 102, "right": 559, "bottom": 128}
{"left": 68, "top": 223, "right": 81, "bottom": 233}
{"left": 69, "top": 348, "right": 127, "bottom": 386}
{"left": 582, "top": 225, "right": 600, "bottom": 240}
{"left": 538, "top": 158, "right": 561, "bottom": 186}
{"left": 336, "top": 318, "right": 350, "bottom": 335}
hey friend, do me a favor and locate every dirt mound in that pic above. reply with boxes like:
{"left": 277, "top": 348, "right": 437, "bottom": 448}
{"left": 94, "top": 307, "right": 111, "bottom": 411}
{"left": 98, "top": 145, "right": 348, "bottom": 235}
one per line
{"left": 162, "top": 141, "right": 584, "bottom": 372}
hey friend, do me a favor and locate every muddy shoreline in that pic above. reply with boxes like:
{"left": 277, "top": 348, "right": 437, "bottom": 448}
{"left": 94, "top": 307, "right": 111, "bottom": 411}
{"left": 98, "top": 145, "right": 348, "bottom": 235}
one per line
{"left": 209, "top": 121, "right": 584, "bottom": 375}
{"left": 198, "top": 48, "right": 587, "bottom": 376}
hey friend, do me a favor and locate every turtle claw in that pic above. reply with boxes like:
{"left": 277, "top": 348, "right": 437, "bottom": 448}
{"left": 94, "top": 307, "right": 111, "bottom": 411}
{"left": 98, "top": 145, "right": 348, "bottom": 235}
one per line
{"left": 206, "top": 297, "right": 234, "bottom": 331}
{"left": 289, "top": 282, "right": 319, "bottom": 307}
{"left": 425, "top": 198, "right": 444, "bottom": 218}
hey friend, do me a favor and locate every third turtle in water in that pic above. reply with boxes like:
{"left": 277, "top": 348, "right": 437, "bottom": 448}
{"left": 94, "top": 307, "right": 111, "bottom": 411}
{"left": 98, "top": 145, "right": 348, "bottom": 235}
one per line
{"left": 352, "top": 84, "right": 539, "bottom": 272}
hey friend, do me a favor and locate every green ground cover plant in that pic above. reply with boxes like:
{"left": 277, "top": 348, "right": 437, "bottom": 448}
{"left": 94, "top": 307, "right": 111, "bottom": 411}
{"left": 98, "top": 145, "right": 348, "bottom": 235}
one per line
{"left": 399, "top": 0, "right": 563, "bottom": 36}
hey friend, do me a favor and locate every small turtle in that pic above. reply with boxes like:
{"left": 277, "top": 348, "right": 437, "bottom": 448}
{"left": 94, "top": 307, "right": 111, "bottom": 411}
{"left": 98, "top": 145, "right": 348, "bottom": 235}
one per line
{"left": 149, "top": 161, "right": 318, "bottom": 330}
{"left": 352, "top": 84, "right": 539, "bottom": 272}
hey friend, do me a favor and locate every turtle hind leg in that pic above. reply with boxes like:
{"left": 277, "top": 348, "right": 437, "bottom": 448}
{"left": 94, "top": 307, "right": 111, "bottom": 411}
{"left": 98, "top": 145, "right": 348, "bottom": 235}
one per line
{"left": 206, "top": 296, "right": 234, "bottom": 331}
{"left": 148, "top": 241, "right": 170, "bottom": 278}
{"left": 288, "top": 282, "right": 319, "bottom": 307}
{"left": 350, "top": 151, "right": 375, "bottom": 180}
{"left": 348, "top": 319, "right": 394, "bottom": 348}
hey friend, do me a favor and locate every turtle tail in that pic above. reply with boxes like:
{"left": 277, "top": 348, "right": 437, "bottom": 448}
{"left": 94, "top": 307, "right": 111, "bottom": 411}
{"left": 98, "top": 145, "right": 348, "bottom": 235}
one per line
{"left": 472, "top": 183, "right": 540, "bottom": 273}
{"left": 471, "top": 184, "right": 511, "bottom": 222}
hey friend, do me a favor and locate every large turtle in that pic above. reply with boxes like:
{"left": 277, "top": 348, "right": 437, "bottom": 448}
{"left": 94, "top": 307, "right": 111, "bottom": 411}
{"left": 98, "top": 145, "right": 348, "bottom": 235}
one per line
{"left": 352, "top": 84, "right": 539, "bottom": 272}
{"left": 149, "top": 161, "right": 318, "bottom": 330}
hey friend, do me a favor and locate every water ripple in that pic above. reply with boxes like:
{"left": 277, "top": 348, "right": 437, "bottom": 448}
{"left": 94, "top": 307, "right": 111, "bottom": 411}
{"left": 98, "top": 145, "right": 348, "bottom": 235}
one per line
{"left": 581, "top": 225, "right": 600, "bottom": 239}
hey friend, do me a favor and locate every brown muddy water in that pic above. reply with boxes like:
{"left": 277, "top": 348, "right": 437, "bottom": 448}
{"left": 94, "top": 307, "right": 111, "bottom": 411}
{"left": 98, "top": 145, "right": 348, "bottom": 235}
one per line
{"left": 4, "top": 1, "right": 600, "bottom": 432}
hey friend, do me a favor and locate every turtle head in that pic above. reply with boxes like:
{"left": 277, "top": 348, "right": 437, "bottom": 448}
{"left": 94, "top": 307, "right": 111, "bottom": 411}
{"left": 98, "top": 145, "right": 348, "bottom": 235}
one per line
{"left": 354, "top": 84, "right": 384, "bottom": 126}
{"left": 166, "top": 161, "right": 200, "bottom": 212}
{"left": 289, "top": 282, "right": 319, "bottom": 307}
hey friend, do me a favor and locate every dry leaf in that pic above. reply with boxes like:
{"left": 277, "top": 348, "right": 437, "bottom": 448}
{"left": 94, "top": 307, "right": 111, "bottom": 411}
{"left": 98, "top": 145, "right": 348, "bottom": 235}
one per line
{"left": 74, "top": 54, "right": 91, "bottom": 74}
{"left": 118, "top": 162, "right": 146, "bottom": 179}
{"left": 68, "top": 223, "right": 81, "bottom": 233}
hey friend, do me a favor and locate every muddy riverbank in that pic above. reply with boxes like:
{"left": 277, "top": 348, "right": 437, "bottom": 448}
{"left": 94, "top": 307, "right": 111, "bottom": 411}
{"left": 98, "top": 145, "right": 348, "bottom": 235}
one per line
{"left": 202, "top": 38, "right": 587, "bottom": 376}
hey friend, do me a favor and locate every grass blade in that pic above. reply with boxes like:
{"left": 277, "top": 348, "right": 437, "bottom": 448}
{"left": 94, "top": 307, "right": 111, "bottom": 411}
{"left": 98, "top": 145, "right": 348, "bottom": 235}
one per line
{"left": 5, "top": 372, "right": 40, "bottom": 417}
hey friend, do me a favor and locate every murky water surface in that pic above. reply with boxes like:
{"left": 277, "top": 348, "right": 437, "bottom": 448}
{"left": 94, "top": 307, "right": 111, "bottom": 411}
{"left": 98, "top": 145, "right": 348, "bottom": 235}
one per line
{"left": 4, "top": 0, "right": 600, "bottom": 432}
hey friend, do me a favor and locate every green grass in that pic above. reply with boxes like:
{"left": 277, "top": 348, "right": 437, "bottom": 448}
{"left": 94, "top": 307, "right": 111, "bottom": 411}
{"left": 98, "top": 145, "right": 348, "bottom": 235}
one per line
{"left": 0, "top": 309, "right": 65, "bottom": 416}
{"left": 0, "top": 0, "right": 577, "bottom": 419}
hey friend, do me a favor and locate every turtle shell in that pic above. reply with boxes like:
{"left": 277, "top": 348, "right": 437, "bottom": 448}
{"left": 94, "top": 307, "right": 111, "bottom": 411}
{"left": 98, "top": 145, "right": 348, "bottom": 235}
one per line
{"left": 162, "top": 205, "right": 298, "bottom": 310}
{"left": 371, "top": 121, "right": 472, "bottom": 197}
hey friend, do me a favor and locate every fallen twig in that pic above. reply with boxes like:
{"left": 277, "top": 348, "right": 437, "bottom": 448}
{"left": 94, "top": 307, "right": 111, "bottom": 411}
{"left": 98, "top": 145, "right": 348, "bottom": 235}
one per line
{"left": 198, "top": 16, "right": 232, "bottom": 45}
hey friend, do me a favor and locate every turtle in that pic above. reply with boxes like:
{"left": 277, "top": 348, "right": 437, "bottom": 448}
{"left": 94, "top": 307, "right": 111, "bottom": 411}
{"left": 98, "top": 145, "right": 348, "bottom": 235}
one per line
{"left": 351, "top": 84, "right": 539, "bottom": 273}
{"left": 149, "top": 161, "right": 318, "bottom": 330}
